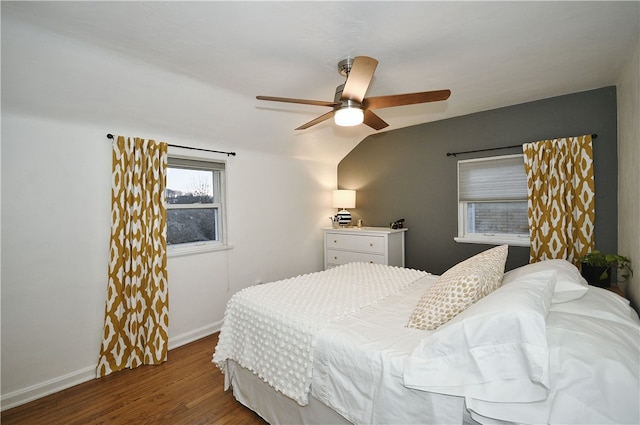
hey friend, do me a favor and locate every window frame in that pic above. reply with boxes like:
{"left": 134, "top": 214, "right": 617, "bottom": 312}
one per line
{"left": 454, "top": 153, "right": 530, "bottom": 247}
{"left": 165, "top": 148, "right": 231, "bottom": 257}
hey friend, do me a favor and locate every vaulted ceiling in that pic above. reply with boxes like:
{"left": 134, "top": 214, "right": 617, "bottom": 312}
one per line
{"left": 2, "top": 1, "right": 638, "bottom": 164}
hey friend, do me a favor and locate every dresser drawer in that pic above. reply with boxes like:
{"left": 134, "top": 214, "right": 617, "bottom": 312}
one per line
{"left": 325, "top": 233, "right": 385, "bottom": 254}
{"left": 325, "top": 249, "right": 385, "bottom": 266}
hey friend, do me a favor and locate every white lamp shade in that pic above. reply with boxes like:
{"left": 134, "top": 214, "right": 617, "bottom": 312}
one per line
{"left": 332, "top": 189, "right": 356, "bottom": 209}
{"left": 334, "top": 107, "right": 364, "bottom": 127}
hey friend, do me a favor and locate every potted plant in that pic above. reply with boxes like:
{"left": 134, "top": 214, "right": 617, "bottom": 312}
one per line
{"left": 579, "top": 250, "right": 633, "bottom": 288}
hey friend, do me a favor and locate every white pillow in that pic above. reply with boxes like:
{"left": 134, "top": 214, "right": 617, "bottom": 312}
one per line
{"left": 403, "top": 269, "right": 556, "bottom": 403}
{"left": 502, "top": 259, "right": 588, "bottom": 303}
{"left": 406, "top": 245, "right": 508, "bottom": 330}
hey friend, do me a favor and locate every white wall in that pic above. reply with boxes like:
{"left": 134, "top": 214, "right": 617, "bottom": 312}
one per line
{"left": 0, "top": 111, "right": 335, "bottom": 409}
{"left": 1, "top": 114, "right": 113, "bottom": 406}
{"left": 617, "top": 36, "right": 640, "bottom": 310}
{"left": 0, "top": 15, "right": 338, "bottom": 407}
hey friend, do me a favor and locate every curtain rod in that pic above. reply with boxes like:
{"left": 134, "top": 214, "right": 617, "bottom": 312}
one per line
{"left": 446, "top": 133, "right": 598, "bottom": 157}
{"left": 106, "top": 134, "right": 236, "bottom": 157}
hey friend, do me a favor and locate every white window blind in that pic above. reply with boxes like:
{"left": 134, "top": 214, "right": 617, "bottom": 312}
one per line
{"left": 458, "top": 154, "right": 527, "bottom": 202}
{"left": 168, "top": 157, "right": 226, "bottom": 171}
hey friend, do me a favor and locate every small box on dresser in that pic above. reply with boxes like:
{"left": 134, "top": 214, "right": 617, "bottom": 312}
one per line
{"left": 323, "top": 227, "right": 407, "bottom": 270}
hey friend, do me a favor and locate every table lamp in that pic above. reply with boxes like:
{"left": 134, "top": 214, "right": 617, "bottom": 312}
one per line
{"left": 332, "top": 189, "right": 356, "bottom": 227}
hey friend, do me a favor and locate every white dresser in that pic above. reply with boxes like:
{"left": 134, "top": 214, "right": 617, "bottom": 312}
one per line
{"left": 323, "top": 227, "right": 408, "bottom": 270}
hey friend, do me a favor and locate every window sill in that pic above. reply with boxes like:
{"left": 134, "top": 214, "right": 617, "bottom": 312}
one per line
{"left": 167, "top": 242, "right": 234, "bottom": 258}
{"left": 454, "top": 236, "right": 530, "bottom": 247}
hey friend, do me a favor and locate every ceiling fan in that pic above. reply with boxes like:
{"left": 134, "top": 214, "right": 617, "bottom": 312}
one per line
{"left": 256, "top": 56, "right": 451, "bottom": 131}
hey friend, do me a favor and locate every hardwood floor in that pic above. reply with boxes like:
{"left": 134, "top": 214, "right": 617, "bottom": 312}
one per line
{"left": 1, "top": 333, "right": 267, "bottom": 425}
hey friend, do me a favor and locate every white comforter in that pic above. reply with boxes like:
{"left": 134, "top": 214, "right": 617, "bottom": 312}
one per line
{"left": 313, "top": 281, "right": 640, "bottom": 425}
{"left": 312, "top": 274, "right": 466, "bottom": 424}
{"left": 467, "top": 287, "right": 640, "bottom": 424}
{"left": 213, "top": 262, "right": 427, "bottom": 405}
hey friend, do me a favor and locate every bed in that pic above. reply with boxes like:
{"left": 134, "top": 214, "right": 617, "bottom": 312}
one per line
{"left": 213, "top": 246, "right": 640, "bottom": 424}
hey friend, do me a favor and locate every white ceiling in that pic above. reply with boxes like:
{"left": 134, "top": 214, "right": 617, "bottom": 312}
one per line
{"left": 2, "top": 1, "right": 639, "bottom": 164}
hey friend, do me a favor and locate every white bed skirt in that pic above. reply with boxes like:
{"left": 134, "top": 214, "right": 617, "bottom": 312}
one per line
{"left": 225, "top": 360, "right": 478, "bottom": 425}
{"left": 226, "top": 359, "right": 352, "bottom": 425}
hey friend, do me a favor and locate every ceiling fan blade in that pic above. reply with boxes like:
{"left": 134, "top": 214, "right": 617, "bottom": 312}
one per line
{"left": 363, "top": 89, "right": 451, "bottom": 110}
{"left": 257, "top": 95, "right": 339, "bottom": 108}
{"left": 295, "top": 110, "right": 335, "bottom": 130}
{"left": 363, "top": 110, "right": 389, "bottom": 130}
{"left": 341, "top": 56, "right": 378, "bottom": 103}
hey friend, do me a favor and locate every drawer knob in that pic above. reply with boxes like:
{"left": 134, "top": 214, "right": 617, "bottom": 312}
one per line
{"left": 369, "top": 243, "right": 373, "bottom": 246}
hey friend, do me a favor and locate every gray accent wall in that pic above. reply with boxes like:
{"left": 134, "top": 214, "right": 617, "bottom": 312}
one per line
{"left": 337, "top": 87, "right": 618, "bottom": 274}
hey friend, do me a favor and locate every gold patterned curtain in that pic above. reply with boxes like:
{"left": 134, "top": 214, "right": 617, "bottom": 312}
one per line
{"left": 97, "top": 136, "right": 169, "bottom": 377}
{"left": 522, "top": 135, "right": 595, "bottom": 265}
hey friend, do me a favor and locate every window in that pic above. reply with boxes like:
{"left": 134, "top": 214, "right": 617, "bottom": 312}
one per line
{"left": 456, "top": 154, "right": 530, "bottom": 246}
{"left": 166, "top": 156, "right": 227, "bottom": 256}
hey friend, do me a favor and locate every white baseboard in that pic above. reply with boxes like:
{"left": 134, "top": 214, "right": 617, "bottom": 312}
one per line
{"left": 168, "top": 320, "right": 223, "bottom": 350}
{"left": 1, "top": 366, "right": 97, "bottom": 412}
{"left": 1, "top": 321, "right": 223, "bottom": 412}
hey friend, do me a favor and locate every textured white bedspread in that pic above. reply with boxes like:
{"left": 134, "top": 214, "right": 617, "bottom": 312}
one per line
{"left": 213, "top": 262, "right": 427, "bottom": 405}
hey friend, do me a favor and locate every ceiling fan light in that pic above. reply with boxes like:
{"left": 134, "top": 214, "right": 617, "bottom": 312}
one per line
{"left": 334, "top": 107, "right": 364, "bottom": 127}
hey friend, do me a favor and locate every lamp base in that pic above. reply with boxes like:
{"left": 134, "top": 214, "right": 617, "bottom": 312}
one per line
{"left": 336, "top": 209, "right": 352, "bottom": 226}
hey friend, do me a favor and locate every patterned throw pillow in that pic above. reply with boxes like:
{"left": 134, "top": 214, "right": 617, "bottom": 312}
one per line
{"left": 407, "top": 245, "right": 509, "bottom": 330}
